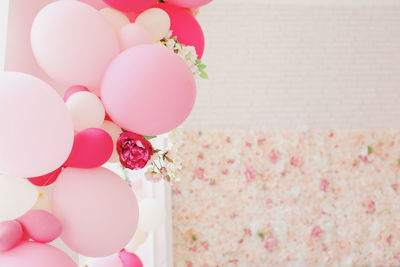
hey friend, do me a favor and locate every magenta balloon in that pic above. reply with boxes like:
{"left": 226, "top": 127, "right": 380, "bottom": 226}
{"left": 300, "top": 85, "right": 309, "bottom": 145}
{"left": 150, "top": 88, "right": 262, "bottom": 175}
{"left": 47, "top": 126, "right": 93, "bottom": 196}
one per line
{"left": 103, "top": 0, "right": 157, "bottom": 12}
{"left": 0, "top": 221, "right": 23, "bottom": 252}
{"left": 101, "top": 45, "right": 196, "bottom": 136}
{"left": 17, "top": 210, "right": 62, "bottom": 243}
{"left": 119, "top": 249, "right": 143, "bottom": 267}
{"left": 165, "top": 0, "right": 212, "bottom": 8}
{"left": 64, "top": 128, "right": 113, "bottom": 168}
{"left": 156, "top": 3, "right": 204, "bottom": 58}
{"left": 52, "top": 167, "right": 139, "bottom": 257}
{"left": 64, "top": 86, "right": 90, "bottom": 102}
{"left": 0, "top": 241, "right": 77, "bottom": 267}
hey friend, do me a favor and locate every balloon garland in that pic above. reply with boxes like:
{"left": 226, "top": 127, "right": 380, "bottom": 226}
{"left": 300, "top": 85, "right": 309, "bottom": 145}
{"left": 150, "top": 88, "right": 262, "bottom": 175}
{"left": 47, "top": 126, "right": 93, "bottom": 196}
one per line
{"left": 0, "top": 0, "right": 211, "bottom": 265}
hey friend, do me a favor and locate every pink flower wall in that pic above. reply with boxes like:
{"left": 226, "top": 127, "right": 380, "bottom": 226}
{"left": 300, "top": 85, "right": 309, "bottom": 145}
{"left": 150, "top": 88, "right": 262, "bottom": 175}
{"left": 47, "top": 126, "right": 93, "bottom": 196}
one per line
{"left": 172, "top": 130, "right": 400, "bottom": 266}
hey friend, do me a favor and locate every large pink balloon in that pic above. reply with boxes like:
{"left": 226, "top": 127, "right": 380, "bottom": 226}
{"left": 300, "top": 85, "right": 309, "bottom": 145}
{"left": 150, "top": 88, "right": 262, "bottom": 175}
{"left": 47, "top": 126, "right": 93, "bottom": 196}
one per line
{"left": 64, "top": 128, "right": 113, "bottom": 168}
{"left": 31, "top": 0, "right": 120, "bottom": 95}
{"left": 101, "top": 45, "right": 196, "bottom": 136}
{"left": 52, "top": 167, "right": 139, "bottom": 257}
{"left": 103, "top": 0, "right": 157, "bottom": 12}
{"left": 166, "top": 0, "right": 212, "bottom": 8}
{"left": 0, "top": 72, "right": 74, "bottom": 177}
{"left": 17, "top": 210, "right": 62, "bottom": 243}
{"left": 0, "top": 241, "right": 77, "bottom": 267}
{"left": 156, "top": 3, "right": 205, "bottom": 58}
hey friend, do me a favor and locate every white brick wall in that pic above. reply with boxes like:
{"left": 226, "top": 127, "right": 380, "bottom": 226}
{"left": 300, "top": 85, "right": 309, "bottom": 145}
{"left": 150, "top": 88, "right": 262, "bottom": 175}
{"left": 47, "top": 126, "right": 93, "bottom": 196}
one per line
{"left": 184, "top": 1, "right": 400, "bottom": 129}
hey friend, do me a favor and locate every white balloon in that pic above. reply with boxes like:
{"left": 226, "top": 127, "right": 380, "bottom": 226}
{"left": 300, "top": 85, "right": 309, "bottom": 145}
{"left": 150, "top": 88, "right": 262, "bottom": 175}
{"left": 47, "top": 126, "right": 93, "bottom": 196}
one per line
{"left": 124, "top": 228, "right": 148, "bottom": 253}
{"left": 99, "top": 8, "right": 130, "bottom": 33}
{"left": 0, "top": 175, "right": 38, "bottom": 221}
{"left": 135, "top": 8, "right": 171, "bottom": 41}
{"left": 137, "top": 199, "right": 165, "bottom": 232}
{"left": 32, "top": 187, "right": 52, "bottom": 212}
{"left": 100, "top": 121, "right": 122, "bottom": 163}
{"left": 66, "top": 91, "right": 105, "bottom": 132}
{"left": 87, "top": 254, "right": 123, "bottom": 267}
{"left": 118, "top": 23, "right": 153, "bottom": 51}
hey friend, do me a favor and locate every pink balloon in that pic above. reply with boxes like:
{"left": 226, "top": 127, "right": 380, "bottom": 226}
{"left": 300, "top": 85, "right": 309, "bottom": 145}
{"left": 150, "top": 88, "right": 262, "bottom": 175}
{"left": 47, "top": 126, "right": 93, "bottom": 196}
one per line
{"left": 101, "top": 45, "right": 196, "bottom": 136}
{"left": 119, "top": 23, "right": 153, "bottom": 51}
{"left": 103, "top": 0, "right": 157, "bottom": 12}
{"left": 17, "top": 210, "right": 62, "bottom": 243}
{"left": 78, "top": 0, "right": 138, "bottom": 22}
{"left": 65, "top": 128, "right": 113, "bottom": 169}
{"left": 156, "top": 3, "right": 205, "bottom": 58}
{"left": 64, "top": 86, "right": 90, "bottom": 102}
{"left": 0, "top": 241, "right": 77, "bottom": 267}
{"left": 0, "top": 221, "right": 23, "bottom": 252}
{"left": 52, "top": 167, "right": 139, "bottom": 257}
{"left": 28, "top": 167, "right": 62, "bottom": 187}
{"left": 119, "top": 249, "right": 143, "bottom": 267}
{"left": 0, "top": 72, "right": 74, "bottom": 178}
{"left": 31, "top": 1, "right": 120, "bottom": 95}
{"left": 165, "top": 0, "right": 212, "bottom": 8}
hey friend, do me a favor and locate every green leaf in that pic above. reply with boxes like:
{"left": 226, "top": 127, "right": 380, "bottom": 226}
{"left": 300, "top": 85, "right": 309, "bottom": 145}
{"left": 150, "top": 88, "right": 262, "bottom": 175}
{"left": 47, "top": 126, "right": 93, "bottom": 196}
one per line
{"left": 143, "top": 136, "right": 157, "bottom": 140}
{"left": 199, "top": 72, "right": 209, "bottom": 80}
{"left": 195, "top": 59, "right": 202, "bottom": 65}
{"left": 368, "top": 146, "right": 373, "bottom": 154}
{"left": 192, "top": 235, "right": 197, "bottom": 241}
{"left": 198, "top": 64, "right": 207, "bottom": 70}
{"left": 257, "top": 231, "right": 264, "bottom": 239}
{"left": 153, "top": 149, "right": 161, "bottom": 154}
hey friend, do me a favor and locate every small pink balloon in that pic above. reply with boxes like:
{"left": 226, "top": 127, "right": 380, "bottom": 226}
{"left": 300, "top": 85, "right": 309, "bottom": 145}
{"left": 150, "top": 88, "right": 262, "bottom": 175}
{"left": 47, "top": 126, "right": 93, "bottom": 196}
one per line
{"left": 156, "top": 3, "right": 204, "bottom": 58}
{"left": 119, "top": 249, "right": 143, "bottom": 267}
{"left": 52, "top": 167, "right": 139, "bottom": 257}
{"left": 103, "top": 0, "right": 158, "bottom": 12}
{"left": 64, "top": 85, "right": 90, "bottom": 102}
{"left": 65, "top": 128, "right": 113, "bottom": 168}
{"left": 0, "top": 221, "right": 23, "bottom": 252}
{"left": 27, "top": 167, "right": 62, "bottom": 187}
{"left": 17, "top": 210, "right": 62, "bottom": 244}
{"left": 0, "top": 241, "right": 77, "bottom": 267}
{"left": 165, "top": 0, "right": 212, "bottom": 8}
{"left": 101, "top": 45, "right": 196, "bottom": 136}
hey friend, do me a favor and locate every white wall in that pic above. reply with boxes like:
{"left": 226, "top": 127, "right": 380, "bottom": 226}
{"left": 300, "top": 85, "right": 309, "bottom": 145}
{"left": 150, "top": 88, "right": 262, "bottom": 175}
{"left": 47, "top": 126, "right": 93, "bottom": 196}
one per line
{"left": 186, "top": 1, "right": 400, "bottom": 129}
{"left": 0, "top": 0, "right": 9, "bottom": 70}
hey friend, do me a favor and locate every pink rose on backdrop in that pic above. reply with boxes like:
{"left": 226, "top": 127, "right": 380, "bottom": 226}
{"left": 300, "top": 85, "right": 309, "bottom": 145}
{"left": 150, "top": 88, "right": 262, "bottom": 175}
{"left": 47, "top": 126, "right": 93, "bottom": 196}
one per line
{"left": 117, "top": 132, "right": 154, "bottom": 170}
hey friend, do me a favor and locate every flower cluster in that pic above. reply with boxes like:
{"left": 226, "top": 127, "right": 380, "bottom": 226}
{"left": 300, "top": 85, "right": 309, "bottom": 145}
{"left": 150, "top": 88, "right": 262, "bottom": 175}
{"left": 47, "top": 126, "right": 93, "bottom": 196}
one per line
{"left": 144, "top": 146, "right": 182, "bottom": 184}
{"left": 160, "top": 33, "right": 208, "bottom": 79}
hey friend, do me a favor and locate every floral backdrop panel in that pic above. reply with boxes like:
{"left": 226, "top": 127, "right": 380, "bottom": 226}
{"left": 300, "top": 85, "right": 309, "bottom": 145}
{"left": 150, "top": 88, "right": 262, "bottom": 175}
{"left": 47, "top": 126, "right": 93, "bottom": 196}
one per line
{"left": 172, "top": 130, "right": 400, "bottom": 266}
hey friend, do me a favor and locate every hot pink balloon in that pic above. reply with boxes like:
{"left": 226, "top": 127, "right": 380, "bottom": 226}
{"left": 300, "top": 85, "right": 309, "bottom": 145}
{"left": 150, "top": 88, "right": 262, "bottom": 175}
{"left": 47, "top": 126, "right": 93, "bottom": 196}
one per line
{"left": 64, "top": 85, "right": 90, "bottom": 102}
{"left": 28, "top": 167, "right": 62, "bottom": 187}
{"left": 103, "top": 0, "right": 157, "bottom": 12}
{"left": 166, "top": 0, "right": 212, "bottom": 8}
{"left": 0, "top": 241, "right": 77, "bottom": 267}
{"left": 78, "top": 0, "right": 138, "bottom": 22}
{"left": 119, "top": 249, "right": 143, "bottom": 267}
{"left": 156, "top": 3, "right": 204, "bottom": 58}
{"left": 65, "top": 128, "right": 113, "bottom": 168}
{"left": 0, "top": 72, "right": 74, "bottom": 178}
{"left": 0, "top": 221, "right": 23, "bottom": 252}
{"left": 52, "top": 167, "right": 139, "bottom": 257}
{"left": 101, "top": 45, "right": 196, "bottom": 136}
{"left": 17, "top": 210, "right": 62, "bottom": 243}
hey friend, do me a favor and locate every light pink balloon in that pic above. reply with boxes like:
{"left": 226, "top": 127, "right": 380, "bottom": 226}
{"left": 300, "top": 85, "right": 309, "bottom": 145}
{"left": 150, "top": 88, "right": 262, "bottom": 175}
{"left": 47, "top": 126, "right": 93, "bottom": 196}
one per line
{"left": 0, "top": 241, "right": 77, "bottom": 267}
{"left": 118, "top": 23, "right": 153, "bottom": 51}
{"left": 52, "top": 167, "right": 139, "bottom": 257}
{"left": 0, "top": 221, "right": 23, "bottom": 252}
{"left": 31, "top": 0, "right": 120, "bottom": 95}
{"left": 0, "top": 72, "right": 74, "bottom": 177}
{"left": 166, "top": 0, "right": 212, "bottom": 8}
{"left": 101, "top": 45, "right": 196, "bottom": 136}
{"left": 64, "top": 128, "right": 114, "bottom": 168}
{"left": 17, "top": 210, "right": 62, "bottom": 244}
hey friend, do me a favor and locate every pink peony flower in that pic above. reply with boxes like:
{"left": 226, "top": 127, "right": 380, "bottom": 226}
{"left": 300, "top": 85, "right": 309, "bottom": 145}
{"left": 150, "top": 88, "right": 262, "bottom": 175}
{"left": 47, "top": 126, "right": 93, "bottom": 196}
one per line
{"left": 117, "top": 132, "right": 154, "bottom": 170}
